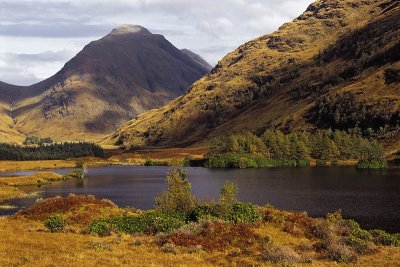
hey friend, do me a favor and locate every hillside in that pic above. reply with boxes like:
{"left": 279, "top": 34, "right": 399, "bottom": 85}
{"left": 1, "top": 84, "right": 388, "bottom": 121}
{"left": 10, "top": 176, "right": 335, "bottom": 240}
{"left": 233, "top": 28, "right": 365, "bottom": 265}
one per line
{"left": 107, "top": 0, "right": 400, "bottom": 153}
{"left": 0, "top": 25, "right": 210, "bottom": 142}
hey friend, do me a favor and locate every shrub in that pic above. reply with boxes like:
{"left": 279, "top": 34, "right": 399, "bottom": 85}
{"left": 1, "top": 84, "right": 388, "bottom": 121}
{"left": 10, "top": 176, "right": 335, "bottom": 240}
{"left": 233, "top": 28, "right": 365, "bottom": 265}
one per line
{"left": 187, "top": 245, "right": 204, "bottom": 254}
{"left": 356, "top": 160, "right": 388, "bottom": 169}
{"left": 188, "top": 203, "right": 220, "bottom": 222}
{"left": 155, "top": 170, "right": 197, "bottom": 214}
{"left": 89, "top": 211, "right": 186, "bottom": 235}
{"left": 17, "top": 194, "right": 116, "bottom": 220}
{"left": 75, "top": 159, "right": 85, "bottom": 169}
{"left": 44, "top": 213, "right": 67, "bottom": 232}
{"left": 326, "top": 243, "right": 357, "bottom": 263}
{"left": 344, "top": 237, "right": 377, "bottom": 255}
{"left": 88, "top": 220, "right": 113, "bottom": 236}
{"left": 225, "top": 202, "right": 261, "bottom": 224}
{"left": 297, "top": 159, "right": 311, "bottom": 167}
{"left": 370, "top": 229, "right": 400, "bottom": 246}
{"left": 160, "top": 221, "right": 260, "bottom": 252}
{"left": 161, "top": 243, "right": 177, "bottom": 254}
{"left": 261, "top": 243, "right": 301, "bottom": 265}
{"left": 316, "top": 159, "right": 327, "bottom": 166}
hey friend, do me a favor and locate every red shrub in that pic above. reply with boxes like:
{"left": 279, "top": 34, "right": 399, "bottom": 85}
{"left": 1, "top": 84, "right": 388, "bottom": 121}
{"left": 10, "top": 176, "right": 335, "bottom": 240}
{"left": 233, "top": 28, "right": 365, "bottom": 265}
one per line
{"left": 17, "top": 194, "right": 116, "bottom": 220}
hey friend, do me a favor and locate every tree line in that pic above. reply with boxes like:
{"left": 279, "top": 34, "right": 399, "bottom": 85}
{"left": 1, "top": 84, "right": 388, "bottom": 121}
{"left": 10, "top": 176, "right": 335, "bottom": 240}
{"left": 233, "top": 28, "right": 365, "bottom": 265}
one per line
{"left": 207, "top": 130, "right": 386, "bottom": 168}
{"left": 0, "top": 142, "right": 104, "bottom": 161}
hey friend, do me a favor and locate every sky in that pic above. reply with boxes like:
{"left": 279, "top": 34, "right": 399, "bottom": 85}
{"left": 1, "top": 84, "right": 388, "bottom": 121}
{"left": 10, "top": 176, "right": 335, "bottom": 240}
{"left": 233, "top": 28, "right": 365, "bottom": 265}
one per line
{"left": 0, "top": 0, "right": 314, "bottom": 86}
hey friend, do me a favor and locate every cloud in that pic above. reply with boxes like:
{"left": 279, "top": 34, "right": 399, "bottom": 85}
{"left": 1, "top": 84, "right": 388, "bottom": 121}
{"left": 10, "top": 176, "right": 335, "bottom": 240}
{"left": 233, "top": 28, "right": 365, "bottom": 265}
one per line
{"left": 0, "top": 0, "right": 314, "bottom": 85}
{"left": 0, "top": 50, "right": 75, "bottom": 85}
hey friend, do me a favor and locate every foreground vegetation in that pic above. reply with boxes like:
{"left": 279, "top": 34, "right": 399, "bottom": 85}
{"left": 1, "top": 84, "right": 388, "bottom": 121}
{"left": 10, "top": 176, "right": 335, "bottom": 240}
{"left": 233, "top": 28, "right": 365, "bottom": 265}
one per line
{"left": 1, "top": 170, "right": 398, "bottom": 266}
{"left": 0, "top": 142, "right": 104, "bottom": 161}
{"left": 207, "top": 130, "right": 387, "bottom": 169}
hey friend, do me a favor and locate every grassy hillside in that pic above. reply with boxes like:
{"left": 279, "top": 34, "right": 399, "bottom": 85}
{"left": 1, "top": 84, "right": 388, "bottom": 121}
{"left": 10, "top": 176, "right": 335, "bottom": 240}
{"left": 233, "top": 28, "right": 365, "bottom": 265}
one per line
{"left": 107, "top": 0, "right": 400, "bottom": 154}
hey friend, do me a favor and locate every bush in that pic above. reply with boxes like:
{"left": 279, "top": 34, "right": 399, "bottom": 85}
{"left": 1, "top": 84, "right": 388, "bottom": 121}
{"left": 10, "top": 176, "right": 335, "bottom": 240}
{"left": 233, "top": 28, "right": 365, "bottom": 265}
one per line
{"left": 326, "top": 243, "right": 357, "bottom": 263}
{"left": 188, "top": 203, "right": 220, "bottom": 222}
{"left": 344, "top": 237, "right": 377, "bottom": 255}
{"left": 225, "top": 202, "right": 261, "bottom": 224}
{"left": 161, "top": 243, "right": 177, "bottom": 254}
{"left": 356, "top": 160, "right": 388, "bottom": 169}
{"left": 44, "top": 213, "right": 67, "bottom": 232}
{"left": 261, "top": 243, "right": 301, "bottom": 265}
{"left": 316, "top": 159, "right": 327, "bottom": 166}
{"left": 155, "top": 170, "right": 197, "bottom": 214}
{"left": 89, "top": 211, "right": 186, "bottom": 235}
{"left": 88, "top": 220, "right": 113, "bottom": 236}
{"left": 370, "top": 229, "right": 400, "bottom": 246}
{"left": 297, "top": 159, "right": 311, "bottom": 167}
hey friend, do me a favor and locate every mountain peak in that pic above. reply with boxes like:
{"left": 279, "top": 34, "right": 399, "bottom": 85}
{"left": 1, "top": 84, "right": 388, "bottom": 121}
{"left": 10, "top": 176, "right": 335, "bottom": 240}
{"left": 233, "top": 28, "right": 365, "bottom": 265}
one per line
{"left": 110, "top": 24, "right": 151, "bottom": 35}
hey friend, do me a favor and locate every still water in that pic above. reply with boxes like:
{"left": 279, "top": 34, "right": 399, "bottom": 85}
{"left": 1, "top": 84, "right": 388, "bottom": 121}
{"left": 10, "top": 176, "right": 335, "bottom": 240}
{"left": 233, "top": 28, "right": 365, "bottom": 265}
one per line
{"left": 1, "top": 165, "right": 399, "bottom": 232}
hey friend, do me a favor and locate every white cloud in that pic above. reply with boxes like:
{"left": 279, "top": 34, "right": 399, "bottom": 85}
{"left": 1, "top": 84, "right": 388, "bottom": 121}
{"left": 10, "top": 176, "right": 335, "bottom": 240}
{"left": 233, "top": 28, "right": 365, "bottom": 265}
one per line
{"left": 0, "top": 0, "right": 314, "bottom": 85}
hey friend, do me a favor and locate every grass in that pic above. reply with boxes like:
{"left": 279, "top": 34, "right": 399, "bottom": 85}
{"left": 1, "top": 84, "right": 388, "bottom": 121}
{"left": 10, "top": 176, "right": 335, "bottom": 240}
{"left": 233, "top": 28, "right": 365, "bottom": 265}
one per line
{"left": 0, "top": 195, "right": 398, "bottom": 266}
{"left": 0, "top": 184, "right": 26, "bottom": 202}
{"left": 0, "top": 172, "right": 63, "bottom": 186}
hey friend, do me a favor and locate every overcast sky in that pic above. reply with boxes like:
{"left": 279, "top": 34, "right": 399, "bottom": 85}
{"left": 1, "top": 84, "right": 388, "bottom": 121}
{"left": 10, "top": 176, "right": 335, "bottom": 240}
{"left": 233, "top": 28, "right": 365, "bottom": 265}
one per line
{"left": 0, "top": 0, "right": 314, "bottom": 86}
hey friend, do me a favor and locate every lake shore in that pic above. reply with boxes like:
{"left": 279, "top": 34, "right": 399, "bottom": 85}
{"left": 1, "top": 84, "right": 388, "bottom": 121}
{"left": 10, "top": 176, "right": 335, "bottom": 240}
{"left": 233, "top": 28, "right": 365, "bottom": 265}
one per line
{"left": 0, "top": 172, "right": 81, "bottom": 203}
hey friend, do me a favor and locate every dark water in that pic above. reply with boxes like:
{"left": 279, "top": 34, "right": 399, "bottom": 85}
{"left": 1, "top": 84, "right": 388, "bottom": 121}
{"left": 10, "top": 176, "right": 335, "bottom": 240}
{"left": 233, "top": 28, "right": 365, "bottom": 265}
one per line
{"left": 1, "top": 166, "right": 399, "bottom": 233}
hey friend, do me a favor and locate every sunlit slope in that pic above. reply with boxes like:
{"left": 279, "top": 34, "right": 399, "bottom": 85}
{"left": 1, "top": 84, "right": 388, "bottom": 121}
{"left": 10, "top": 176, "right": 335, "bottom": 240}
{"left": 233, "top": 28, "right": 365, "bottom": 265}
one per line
{"left": 108, "top": 0, "right": 400, "bottom": 151}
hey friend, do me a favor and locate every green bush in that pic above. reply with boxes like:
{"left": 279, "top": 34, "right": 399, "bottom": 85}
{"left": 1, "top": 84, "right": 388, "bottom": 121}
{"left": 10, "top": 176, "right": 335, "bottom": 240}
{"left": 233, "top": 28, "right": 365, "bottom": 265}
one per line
{"left": 296, "top": 159, "right": 311, "bottom": 167}
{"left": 89, "top": 211, "right": 186, "bottom": 235}
{"left": 225, "top": 202, "right": 262, "bottom": 224}
{"left": 88, "top": 220, "right": 113, "bottom": 236}
{"left": 370, "top": 230, "right": 400, "bottom": 246}
{"left": 316, "top": 160, "right": 327, "bottom": 166}
{"left": 44, "top": 213, "right": 67, "bottom": 232}
{"left": 356, "top": 160, "right": 388, "bottom": 169}
{"left": 188, "top": 203, "right": 220, "bottom": 221}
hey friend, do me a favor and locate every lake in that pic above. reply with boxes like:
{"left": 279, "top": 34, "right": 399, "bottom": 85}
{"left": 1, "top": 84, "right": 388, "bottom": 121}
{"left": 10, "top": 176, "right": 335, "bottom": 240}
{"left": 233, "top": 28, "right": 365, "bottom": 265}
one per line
{"left": 1, "top": 165, "right": 399, "bottom": 233}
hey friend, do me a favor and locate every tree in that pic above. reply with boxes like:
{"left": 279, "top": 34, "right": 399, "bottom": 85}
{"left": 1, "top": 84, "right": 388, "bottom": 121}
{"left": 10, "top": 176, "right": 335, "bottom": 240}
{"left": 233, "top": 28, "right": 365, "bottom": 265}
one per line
{"left": 155, "top": 170, "right": 197, "bottom": 214}
{"left": 220, "top": 181, "right": 238, "bottom": 206}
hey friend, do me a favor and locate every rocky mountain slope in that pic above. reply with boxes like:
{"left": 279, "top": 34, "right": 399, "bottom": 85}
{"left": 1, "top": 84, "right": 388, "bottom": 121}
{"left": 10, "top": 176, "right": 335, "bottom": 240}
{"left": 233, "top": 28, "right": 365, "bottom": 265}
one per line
{"left": 107, "top": 0, "right": 400, "bottom": 152}
{"left": 0, "top": 25, "right": 210, "bottom": 142}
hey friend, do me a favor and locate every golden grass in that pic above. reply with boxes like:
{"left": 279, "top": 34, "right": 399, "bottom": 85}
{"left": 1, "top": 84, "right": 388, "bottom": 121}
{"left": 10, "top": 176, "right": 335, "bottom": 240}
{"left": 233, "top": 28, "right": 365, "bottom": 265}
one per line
{"left": 108, "top": 147, "right": 208, "bottom": 165}
{"left": 0, "top": 216, "right": 398, "bottom": 267}
{"left": 0, "top": 184, "right": 26, "bottom": 202}
{"left": 0, "top": 172, "right": 63, "bottom": 186}
{"left": 0, "top": 160, "right": 76, "bottom": 172}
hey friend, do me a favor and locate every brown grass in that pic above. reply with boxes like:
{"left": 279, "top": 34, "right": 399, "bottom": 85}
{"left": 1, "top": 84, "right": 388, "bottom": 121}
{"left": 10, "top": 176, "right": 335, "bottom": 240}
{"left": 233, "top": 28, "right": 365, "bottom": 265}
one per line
{"left": 17, "top": 194, "right": 117, "bottom": 221}
{"left": 160, "top": 221, "right": 262, "bottom": 252}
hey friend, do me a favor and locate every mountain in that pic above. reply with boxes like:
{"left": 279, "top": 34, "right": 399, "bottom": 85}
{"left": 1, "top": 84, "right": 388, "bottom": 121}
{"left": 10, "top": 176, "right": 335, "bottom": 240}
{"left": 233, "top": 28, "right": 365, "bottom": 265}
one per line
{"left": 181, "top": 49, "right": 213, "bottom": 72}
{"left": 107, "top": 0, "right": 400, "bottom": 152}
{"left": 0, "top": 25, "right": 211, "bottom": 142}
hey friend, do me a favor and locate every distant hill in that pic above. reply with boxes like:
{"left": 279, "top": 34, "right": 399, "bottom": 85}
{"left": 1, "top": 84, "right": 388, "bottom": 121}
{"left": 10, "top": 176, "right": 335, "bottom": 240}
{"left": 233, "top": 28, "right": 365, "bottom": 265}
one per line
{"left": 181, "top": 49, "right": 213, "bottom": 72}
{"left": 0, "top": 25, "right": 211, "bottom": 142}
{"left": 107, "top": 0, "right": 400, "bottom": 153}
